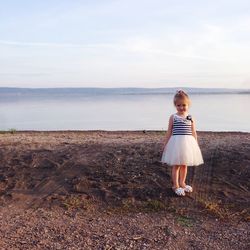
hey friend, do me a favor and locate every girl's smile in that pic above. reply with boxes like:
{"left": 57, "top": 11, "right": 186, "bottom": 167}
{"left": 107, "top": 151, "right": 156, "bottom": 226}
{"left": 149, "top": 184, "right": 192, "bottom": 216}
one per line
{"left": 175, "top": 100, "right": 189, "bottom": 115}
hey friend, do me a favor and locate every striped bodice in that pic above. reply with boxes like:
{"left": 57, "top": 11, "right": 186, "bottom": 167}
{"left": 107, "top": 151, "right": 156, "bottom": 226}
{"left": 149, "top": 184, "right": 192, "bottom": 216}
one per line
{"left": 172, "top": 114, "right": 192, "bottom": 135}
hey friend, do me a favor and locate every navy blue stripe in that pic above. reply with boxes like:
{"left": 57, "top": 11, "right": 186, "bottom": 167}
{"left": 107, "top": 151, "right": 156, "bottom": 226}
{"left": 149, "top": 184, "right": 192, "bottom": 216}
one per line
{"left": 173, "top": 128, "right": 192, "bottom": 130}
{"left": 173, "top": 124, "right": 191, "bottom": 126}
{"left": 173, "top": 124, "right": 190, "bottom": 126}
{"left": 173, "top": 132, "right": 192, "bottom": 133}
{"left": 173, "top": 127, "right": 191, "bottom": 130}
{"left": 173, "top": 130, "right": 192, "bottom": 133}
{"left": 173, "top": 126, "right": 191, "bottom": 129}
{"left": 173, "top": 132, "right": 192, "bottom": 134}
{"left": 173, "top": 127, "right": 192, "bottom": 129}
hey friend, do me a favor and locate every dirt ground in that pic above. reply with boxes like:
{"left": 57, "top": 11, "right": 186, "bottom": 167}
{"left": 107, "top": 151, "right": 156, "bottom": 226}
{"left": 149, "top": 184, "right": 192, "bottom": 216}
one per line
{"left": 0, "top": 131, "right": 249, "bottom": 249}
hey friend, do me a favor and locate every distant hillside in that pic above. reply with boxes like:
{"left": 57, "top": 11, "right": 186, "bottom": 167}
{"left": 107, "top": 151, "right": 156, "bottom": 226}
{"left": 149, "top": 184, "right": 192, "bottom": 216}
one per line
{"left": 0, "top": 87, "right": 249, "bottom": 97}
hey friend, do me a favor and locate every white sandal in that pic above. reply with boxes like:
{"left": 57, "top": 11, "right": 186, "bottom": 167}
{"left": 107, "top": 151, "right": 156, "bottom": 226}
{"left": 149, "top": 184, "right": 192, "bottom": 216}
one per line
{"left": 172, "top": 187, "right": 185, "bottom": 196}
{"left": 183, "top": 185, "right": 193, "bottom": 193}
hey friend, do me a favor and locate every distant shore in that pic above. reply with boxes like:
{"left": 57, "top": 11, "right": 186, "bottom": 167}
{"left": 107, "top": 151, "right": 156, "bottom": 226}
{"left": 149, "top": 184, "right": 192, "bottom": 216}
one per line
{"left": 0, "top": 86, "right": 249, "bottom": 98}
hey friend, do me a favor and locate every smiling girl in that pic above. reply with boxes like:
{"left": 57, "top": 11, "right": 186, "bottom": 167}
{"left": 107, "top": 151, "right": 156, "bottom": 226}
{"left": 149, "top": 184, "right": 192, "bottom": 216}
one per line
{"left": 161, "top": 90, "right": 204, "bottom": 196}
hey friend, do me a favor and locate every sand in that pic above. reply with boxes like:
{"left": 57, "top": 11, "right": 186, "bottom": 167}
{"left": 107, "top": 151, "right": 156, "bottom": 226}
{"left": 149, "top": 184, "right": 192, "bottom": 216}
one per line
{"left": 0, "top": 131, "right": 249, "bottom": 249}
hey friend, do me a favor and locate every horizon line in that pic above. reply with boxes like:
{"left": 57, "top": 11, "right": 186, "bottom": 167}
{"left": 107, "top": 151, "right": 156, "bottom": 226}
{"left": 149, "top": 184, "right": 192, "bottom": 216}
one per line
{"left": 0, "top": 86, "right": 249, "bottom": 90}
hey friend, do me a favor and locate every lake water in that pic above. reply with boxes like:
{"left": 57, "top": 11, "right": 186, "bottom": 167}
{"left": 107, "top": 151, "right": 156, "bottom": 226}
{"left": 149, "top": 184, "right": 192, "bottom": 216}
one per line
{"left": 0, "top": 93, "right": 249, "bottom": 132}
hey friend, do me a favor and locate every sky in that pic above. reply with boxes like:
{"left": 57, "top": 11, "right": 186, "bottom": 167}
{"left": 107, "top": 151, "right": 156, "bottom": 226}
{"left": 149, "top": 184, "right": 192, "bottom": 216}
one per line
{"left": 0, "top": 0, "right": 250, "bottom": 89}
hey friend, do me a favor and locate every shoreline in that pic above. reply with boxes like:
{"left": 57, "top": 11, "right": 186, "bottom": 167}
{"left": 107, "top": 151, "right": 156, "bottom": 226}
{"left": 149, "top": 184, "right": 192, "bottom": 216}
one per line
{"left": 1, "top": 130, "right": 250, "bottom": 133}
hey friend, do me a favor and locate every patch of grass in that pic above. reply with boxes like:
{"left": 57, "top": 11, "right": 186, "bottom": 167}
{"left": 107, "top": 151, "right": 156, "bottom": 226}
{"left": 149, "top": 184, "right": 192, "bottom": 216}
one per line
{"left": 196, "top": 197, "right": 250, "bottom": 221}
{"left": 108, "top": 197, "right": 198, "bottom": 216}
{"left": 227, "top": 207, "right": 250, "bottom": 221}
{"left": 0, "top": 129, "right": 16, "bottom": 134}
{"left": 9, "top": 128, "right": 17, "bottom": 134}
{"left": 176, "top": 215, "right": 195, "bottom": 227}
{"left": 110, "top": 198, "right": 171, "bottom": 214}
{"left": 62, "top": 195, "right": 92, "bottom": 211}
{"left": 121, "top": 197, "right": 136, "bottom": 211}
{"left": 159, "top": 130, "right": 166, "bottom": 135}
{"left": 197, "top": 197, "right": 230, "bottom": 219}
{"left": 142, "top": 199, "right": 167, "bottom": 212}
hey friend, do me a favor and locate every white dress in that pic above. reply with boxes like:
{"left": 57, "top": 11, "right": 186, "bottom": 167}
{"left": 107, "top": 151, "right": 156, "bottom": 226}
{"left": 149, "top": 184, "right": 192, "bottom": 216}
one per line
{"left": 161, "top": 114, "right": 204, "bottom": 166}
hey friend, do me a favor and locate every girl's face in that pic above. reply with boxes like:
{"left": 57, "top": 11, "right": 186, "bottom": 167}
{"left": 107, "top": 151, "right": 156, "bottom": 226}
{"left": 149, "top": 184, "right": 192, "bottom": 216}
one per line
{"left": 175, "top": 99, "right": 189, "bottom": 114}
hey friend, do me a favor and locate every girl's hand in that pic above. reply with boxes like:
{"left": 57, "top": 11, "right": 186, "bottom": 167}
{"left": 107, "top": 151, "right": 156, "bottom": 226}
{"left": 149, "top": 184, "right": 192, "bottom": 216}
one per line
{"left": 191, "top": 117, "right": 198, "bottom": 141}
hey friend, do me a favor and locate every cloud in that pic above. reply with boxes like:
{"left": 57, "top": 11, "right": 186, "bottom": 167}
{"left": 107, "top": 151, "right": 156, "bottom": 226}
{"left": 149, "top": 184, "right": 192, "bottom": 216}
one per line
{"left": 0, "top": 0, "right": 250, "bottom": 88}
{"left": 0, "top": 38, "right": 224, "bottom": 62}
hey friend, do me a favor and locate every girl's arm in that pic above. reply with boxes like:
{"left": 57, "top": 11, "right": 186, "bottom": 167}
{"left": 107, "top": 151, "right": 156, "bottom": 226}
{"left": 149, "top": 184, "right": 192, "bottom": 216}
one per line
{"left": 191, "top": 117, "right": 198, "bottom": 141}
{"left": 162, "top": 115, "right": 173, "bottom": 150}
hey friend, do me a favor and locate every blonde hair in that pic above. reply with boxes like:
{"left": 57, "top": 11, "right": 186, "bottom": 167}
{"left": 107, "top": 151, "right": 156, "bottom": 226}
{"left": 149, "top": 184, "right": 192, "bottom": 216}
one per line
{"left": 173, "top": 90, "right": 191, "bottom": 105}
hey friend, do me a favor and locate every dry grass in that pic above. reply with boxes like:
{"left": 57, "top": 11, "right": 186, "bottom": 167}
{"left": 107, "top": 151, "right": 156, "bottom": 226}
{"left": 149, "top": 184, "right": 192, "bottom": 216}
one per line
{"left": 196, "top": 197, "right": 239, "bottom": 219}
{"left": 107, "top": 198, "right": 172, "bottom": 214}
{"left": 62, "top": 195, "right": 93, "bottom": 211}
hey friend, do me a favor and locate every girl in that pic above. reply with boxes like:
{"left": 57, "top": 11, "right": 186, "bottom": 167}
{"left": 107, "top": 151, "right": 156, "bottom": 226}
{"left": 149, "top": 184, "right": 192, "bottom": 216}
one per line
{"left": 161, "top": 90, "right": 204, "bottom": 196}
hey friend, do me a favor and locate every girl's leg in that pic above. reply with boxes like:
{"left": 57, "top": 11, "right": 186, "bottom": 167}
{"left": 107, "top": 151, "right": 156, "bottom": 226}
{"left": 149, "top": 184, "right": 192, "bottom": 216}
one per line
{"left": 179, "top": 165, "right": 187, "bottom": 188}
{"left": 172, "top": 165, "right": 181, "bottom": 189}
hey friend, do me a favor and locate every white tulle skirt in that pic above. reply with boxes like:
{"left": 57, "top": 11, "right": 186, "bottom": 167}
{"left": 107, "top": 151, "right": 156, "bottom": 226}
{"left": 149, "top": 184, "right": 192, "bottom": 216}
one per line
{"left": 161, "top": 135, "right": 204, "bottom": 166}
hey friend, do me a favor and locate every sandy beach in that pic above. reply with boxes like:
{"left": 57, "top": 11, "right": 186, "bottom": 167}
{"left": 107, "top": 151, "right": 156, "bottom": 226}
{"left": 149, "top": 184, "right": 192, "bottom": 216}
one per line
{"left": 0, "top": 131, "right": 249, "bottom": 249}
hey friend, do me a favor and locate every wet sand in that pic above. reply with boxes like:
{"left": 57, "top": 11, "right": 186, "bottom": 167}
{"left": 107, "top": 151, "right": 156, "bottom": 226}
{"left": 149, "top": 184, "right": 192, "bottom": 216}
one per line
{"left": 0, "top": 131, "right": 249, "bottom": 249}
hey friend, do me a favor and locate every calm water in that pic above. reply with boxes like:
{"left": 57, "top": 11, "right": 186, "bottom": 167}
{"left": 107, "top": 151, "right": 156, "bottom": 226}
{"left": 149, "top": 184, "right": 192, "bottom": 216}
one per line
{"left": 0, "top": 93, "right": 249, "bottom": 132}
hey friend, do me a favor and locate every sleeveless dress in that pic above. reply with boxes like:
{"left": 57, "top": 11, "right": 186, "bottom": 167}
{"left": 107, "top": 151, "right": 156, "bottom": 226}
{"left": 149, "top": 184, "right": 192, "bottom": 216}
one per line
{"left": 161, "top": 114, "right": 204, "bottom": 166}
